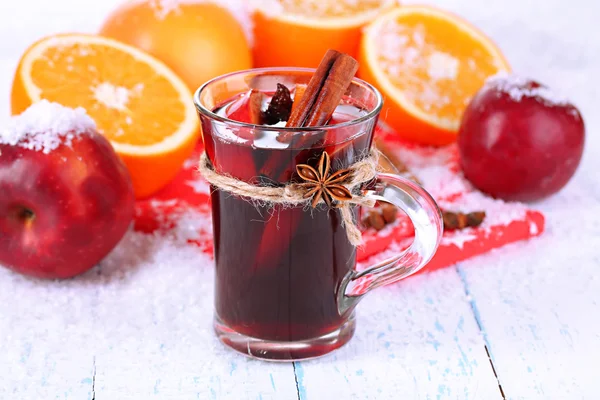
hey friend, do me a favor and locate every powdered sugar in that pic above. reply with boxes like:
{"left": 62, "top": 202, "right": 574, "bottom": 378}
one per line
{"left": 486, "top": 72, "right": 572, "bottom": 106}
{"left": 143, "top": 0, "right": 254, "bottom": 46}
{"left": 0, "top": 100, "right": 96, "bottom": 154}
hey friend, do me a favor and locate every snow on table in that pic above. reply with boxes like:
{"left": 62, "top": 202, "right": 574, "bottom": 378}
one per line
{"left": 0, "top": 0, "right": 599, "bottom": 399}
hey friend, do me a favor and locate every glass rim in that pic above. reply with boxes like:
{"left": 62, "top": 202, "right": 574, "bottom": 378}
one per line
{"left": 193, "top": 67, "right": 383, "bottom": 133}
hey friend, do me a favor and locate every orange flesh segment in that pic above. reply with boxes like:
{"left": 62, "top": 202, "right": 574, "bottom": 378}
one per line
{"left": 373, "top": 9, "right": 509, "bottom": 126}
{"left": 29, "top": 42, "right": 186, "bottom": 147}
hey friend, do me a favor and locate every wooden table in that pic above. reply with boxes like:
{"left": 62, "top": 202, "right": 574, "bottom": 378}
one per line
{"left": 0, "top": 0, "right": 597, "bottom": 398}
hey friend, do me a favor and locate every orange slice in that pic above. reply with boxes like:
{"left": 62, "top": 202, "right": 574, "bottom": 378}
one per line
{"left": 11, "top": 34, "right": 199, "bottom": 198}
{"left": 359, "top": 6, "right": 511, "bottom": 146}
{"left": 252, "top": 0, "right": 396, "bottom": 68}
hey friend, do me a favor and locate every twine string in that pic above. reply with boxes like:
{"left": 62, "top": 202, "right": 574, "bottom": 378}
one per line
{"left": 198, "top": 149, "right": 380, "bottom": 245}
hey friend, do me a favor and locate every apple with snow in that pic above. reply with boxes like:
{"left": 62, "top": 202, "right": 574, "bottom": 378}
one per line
{"left": 0, "top": 101, "right": 135, "bottom": 279}
{"left": 458, "top": 74, "right": 585, "bottom": 202}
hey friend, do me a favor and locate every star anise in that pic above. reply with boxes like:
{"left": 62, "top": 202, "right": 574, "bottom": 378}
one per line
{"left": 296, "top": 152, "right": 353, "bottom": 208}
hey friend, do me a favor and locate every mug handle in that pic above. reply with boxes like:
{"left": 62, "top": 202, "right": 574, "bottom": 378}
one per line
{"left": 338, "top": 172, "right": 444, "bottom": 314}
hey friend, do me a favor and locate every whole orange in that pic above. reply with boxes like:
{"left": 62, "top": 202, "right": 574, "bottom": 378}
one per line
{"left": 99, "top": 0, "right": 253, "bottom": 91}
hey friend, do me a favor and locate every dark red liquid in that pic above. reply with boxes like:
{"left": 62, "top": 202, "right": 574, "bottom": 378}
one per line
{"left": 203, "top": 90, "right": 375, "bottom": 342}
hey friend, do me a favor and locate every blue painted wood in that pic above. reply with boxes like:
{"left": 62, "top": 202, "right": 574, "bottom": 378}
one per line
{"left": 293, "top": 268, "right": 503, "bottom": 400}
{"left": 0, "top": 269, "right": 95, "bottom": 399}
{"left": 89, "top": 235, "right": 299, "bottom": 399}
{"left": 457, "top": 203, "right": 600, "bottom": 400}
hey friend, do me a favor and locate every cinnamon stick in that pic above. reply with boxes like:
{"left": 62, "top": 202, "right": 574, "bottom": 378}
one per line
{"left": 286, "top": 49, "right": 358, "bottom": 128}
{"left": 263, "top": 50, "right": 358, "bottom": 180}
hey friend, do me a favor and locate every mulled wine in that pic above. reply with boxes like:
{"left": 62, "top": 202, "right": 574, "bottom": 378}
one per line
{"left": 194, "top": 60, "right": 443, "bottom": 361}
{"left": 205, "top": 88, "right": 374, "bottom": 349}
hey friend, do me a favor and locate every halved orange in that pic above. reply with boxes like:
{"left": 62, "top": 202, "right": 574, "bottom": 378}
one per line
{"left": 252, "top": 0, "right": 396, "bottom": 68}
{"left": 11, "top": 34, "right": 199, "bottom": 198}
{"left": 359, "top": 6, "right": 511, "bottom": 146}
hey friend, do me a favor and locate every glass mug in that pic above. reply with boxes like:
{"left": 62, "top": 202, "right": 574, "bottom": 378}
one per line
{"left": 194, "top": 68, "right": 443, "bottom": 361}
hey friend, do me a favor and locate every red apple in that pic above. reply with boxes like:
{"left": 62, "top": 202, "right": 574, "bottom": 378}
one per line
{"left": 458, "top": 74, "right": 585, "bottom": 202}
{"left": 0, "top": 101, "right": 135, "bottom": 279}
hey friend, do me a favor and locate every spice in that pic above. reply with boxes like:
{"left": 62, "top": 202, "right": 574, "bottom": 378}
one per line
{"left": 381, "top": 203, "right": 398, "bottom": 223}
{"left": 296, "top": 152, "right": 353, "bottom": 208}
{"left": 367, "top": 210, "right": 386, "bottom": 230}
{"left": 442, "top": 210, "right": 486, "bottom": 230}
{"left": 362, "top": 204, "right": 398, "bottom": 231}
{"left": 262, "top": 83, "right": 293, "bottom": 125}
{"left": 286, "top": 49, "right": 359, "bottom": 128}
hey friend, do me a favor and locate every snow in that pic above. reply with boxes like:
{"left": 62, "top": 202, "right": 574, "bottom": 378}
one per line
{"left": 377, "top": 20, "right": 462, "bottom": 117}
{"left": 412, "top": 164, "right": 471, "bottom": 199}
{"left": 388, "top": 142, "right": 529, "bottom": 228}
{"left": 185, "top": 178, "right": 211, "bottom": 194}
{"left": 93, "top": 82, "right": 131, "bottom": 111}
{"left": 440, "top": 231, "right": 477, "bottom": 249}
{"left": 0, "top": 100, "right": 96, "bottom": 153}
{"left": 142, "top": 200, "right": 213, "bottom": 244}
{"left": 486, "top": 72, "right": 572, "bottom": 106}
{"left": 427, "top": 51, "right": 460, "bottom": 81}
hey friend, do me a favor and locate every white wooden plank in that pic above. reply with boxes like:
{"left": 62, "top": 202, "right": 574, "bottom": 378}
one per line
{"left": 91, "top": 231, "right": 298, "bottom": 400}
{"left": 295, "top": 267, "right": 503, "bottom": 400}
{"left": 0, "top": 268, "right": 96, "bottom": 399}
{"left": 457, "top": 199, "right": 600, "bottom": 400}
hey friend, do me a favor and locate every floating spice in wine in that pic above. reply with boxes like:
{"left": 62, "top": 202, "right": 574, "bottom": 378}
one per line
{"left": 262, "top": 83, "right": 293, "bottom": 125}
